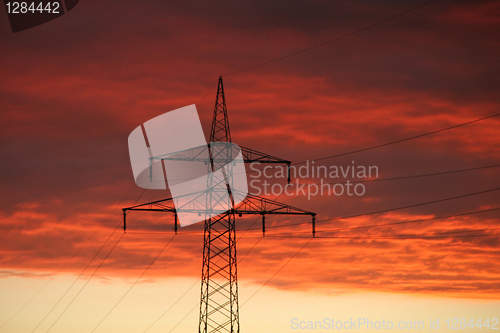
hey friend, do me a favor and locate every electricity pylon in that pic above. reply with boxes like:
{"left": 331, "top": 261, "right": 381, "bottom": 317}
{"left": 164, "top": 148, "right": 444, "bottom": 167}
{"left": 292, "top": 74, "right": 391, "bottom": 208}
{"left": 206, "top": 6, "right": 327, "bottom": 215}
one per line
{"left": 123, "top": 76, "right": 315, "bottom": 333}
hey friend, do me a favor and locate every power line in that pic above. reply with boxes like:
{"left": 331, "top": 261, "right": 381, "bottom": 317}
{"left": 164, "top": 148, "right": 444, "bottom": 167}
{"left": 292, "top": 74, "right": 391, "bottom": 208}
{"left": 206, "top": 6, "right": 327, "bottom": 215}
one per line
{"left": 253, "top": 186, "right": 500, "bottom": 231}
{"left": 243, "top": 113, "right": 500, "bottom": 187}
{"left": 238, "top": 236, "right": 263, "bottom": 264}
{"left": 240, "top": 238, "right": 313, "bottom": 307}
{"left": 248, "top": 162, "right": 500, "bottom": 190}
{"left": 124, "top": 190, "right": 500, "bottom": 235}
{"left": 90, "top": 0, "right": 498, "bottom": 327}
{"left": 150, "top": 233, "right": 264, "bottom": 333}
{"left": 235, "top": 215, "right": 264, "bottom": 240}
{"left": 315, "top": 186, "right": 500, "bottom": 223}
{"left": 29, "top": 223, "right": 123, "bottom": 333}
{"left": 294, "top": 112, "right": 500, "bottom": 165}
{"left": 0, "top": 278, "right": 50, "bottom": 331}
{"left": 142, "top": 279, "right": 199, "bottom": 333}
{"left": 138, "top": 78, "right": 243, "bottom": 333}
{"left": 146, "top": 214, "right": 500, "bottom": 332}
{"left": 223, "top": 0, "right": 439, "bottom": 76}
{"left": 140, "top": 189, "right": 284, "bottom": 332}
{"left": 111, "top": 199, "right": 500, "bottom": 238}
{"left": 168, "top": 303, "right": 198, "bottom": 333}
{"left": 322, "top": 206, "right": 500, "bottom": 233}
{"left": 198, "top": 81, "right": 218, "bottom": 107}
{"left": 114, "top": 0, "right": 498, "bottom": 329}
{"left": 267, "top": 233, "right": 500, "bottom": 240}
{"left": 127, "top": 174, "right": 498, "bottom": 330}
{"left": 43, "top": 232, "right": 125, "bottom": 333}
{"left": 200, "top": 221, "right": 499, "bottom": 320}
{"left": 235, "top": 229, "right": 500, "bottom": 315}
{"left": 108, "top": 207, "right": 500, "bottom": 240}
{"left": 321, "top": 163, "right": 500, "bottom": 185}
{"left": 2, "top": 0, "right": 447, "bottom": 325}
{"left": 90, "top": 234, "right": 176, "bottom": 333}
{"left": 411, "top": 227, "right": 500, "bottom": 236}
{"left": 122, "top": 188, "right": 500, "bottom": 332}
{"left": 273, "top": 206, "right": 500, "bottom": 236}
{"left": 27, "top": 187, "right": 149, "bottom": 333}
{"left": 0, "top": 184, "right": 138, "bottom": 332}
{"left": 268, "top": 224, "right": 500, "bottom": 239}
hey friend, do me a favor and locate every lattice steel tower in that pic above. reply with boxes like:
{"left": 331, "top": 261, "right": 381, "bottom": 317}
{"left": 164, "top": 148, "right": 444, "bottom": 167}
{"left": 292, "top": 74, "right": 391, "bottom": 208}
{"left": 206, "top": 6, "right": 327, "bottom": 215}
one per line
{"left": 123, "top": 76, "right": 315, "bottom": 333}
{"left": 199, "top": 76, "right": 239, "bottom": 333}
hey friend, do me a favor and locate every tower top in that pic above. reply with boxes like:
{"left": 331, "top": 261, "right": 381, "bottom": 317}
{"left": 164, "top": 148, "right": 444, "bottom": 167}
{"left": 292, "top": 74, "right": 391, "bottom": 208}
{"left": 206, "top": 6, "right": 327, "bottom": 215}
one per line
{"left": 209, "top": 76, "right": 232, "bottom": 143}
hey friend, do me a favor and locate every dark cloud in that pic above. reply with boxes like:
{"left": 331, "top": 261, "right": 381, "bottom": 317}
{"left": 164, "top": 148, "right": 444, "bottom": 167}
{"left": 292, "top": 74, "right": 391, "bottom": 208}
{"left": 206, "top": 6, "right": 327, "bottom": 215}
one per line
{"left": 0, "top": 0, "right": 499, "bottom": 296}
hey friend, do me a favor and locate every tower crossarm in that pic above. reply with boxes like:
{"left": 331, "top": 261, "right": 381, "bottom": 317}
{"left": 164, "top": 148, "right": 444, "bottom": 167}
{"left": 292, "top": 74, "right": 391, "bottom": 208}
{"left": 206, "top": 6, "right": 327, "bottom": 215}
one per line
{"left": 122, "top": 197, "right": 176, "bottom": 213}
{"left": 121, "top": 192, "right": 317, "bottom": 236}
{"left": 231, "top": 193, "right": 316, "bottom": 236}
{"left": 240, "top": 146, "right": 292, "bottom": 183}
{"left": 233, "top": 194, "right": 314, "bottom": 216}
{"left": 122, "top": 197, "right": 177, "bottom": 233}
{"left": 240, "top": 145, "right": 290, "bottom": 165}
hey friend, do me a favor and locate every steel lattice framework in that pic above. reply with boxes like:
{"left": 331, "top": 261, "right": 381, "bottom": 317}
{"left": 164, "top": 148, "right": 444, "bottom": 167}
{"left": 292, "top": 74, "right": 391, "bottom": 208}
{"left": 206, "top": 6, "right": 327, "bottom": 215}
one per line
{"left": 123, "top": 76, "right": 315, "bottom": 333}
{"left": 211, "top": 77, "right": 231, "bottom": 143}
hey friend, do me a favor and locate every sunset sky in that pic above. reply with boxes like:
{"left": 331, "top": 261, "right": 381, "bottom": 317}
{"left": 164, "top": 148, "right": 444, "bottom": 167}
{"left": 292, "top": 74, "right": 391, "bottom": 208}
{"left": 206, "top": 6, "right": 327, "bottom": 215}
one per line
{"left": 1, "top": 0, "right": 499, "bottom": 332}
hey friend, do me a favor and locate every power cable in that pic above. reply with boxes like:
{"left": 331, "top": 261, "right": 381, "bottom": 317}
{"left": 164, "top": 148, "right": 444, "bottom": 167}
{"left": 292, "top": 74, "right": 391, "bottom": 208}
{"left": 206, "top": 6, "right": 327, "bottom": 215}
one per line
{"left": 267, "top": 233, "right": 500, "bottom": 240}
{"left": 251, "top": 186, "right": 500, "bottom": 231}
{"left": 29, "top": 187, "right": 147, "bottom": 333}
{"left": 284, "top": 163, "right": 500, "bottom": 186}
{"left": 29, "top": 224, "right": 123, "bottom": 333}
{"left": 315, "top": 187, "right": 500, "bottom": 223}
{"left": 43, "top": 232, "right": 125, "bottom": 333}
{"left": 223, "top": 0, "right": 439, "bottom": 76}
{"left": 272, "top": 206, "right": 500, "bottom": 236}
{"left": 240, "top": 238, "right": 313, "bottom": 307}
{"left": 149, "top": 228, "right": 264, "bottom": 333}
{"left": 294, "top": 112, "right": 500, "bottom": 165}
{"left": 0, "top": 184, "right": 138, "bottom": 332}
{"left": 90, "top": 234, "right": 176, "bottom": 333}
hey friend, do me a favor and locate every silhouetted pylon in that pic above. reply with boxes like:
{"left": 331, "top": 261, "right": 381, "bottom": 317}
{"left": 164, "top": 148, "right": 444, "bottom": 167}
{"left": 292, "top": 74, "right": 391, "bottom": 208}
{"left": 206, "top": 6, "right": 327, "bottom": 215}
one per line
{"left": 123, "top": 76, "right": 315, "bottom": 333}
